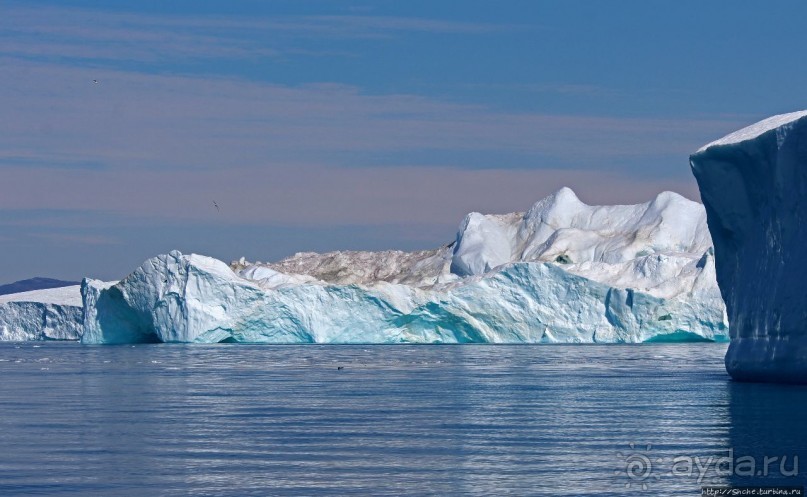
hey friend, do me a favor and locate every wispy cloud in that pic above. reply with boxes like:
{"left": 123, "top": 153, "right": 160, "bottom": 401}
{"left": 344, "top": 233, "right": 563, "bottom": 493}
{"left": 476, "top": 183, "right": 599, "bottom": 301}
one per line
{"left": 0, "top": 162, "right": 702, "bottom": 228}
{"left": 461, "top": 82, "right": 619, "bottom": 97}
{"left": 286, "top": 15, "right": 512, "bottom": 36}
{"left": 0, "top": 57, "right": 746, "bottom": 180}
{"left": 0, "top": 209, "right": 121, "bottom": 229}
{"left": 0, "top": 4, "right": 510, "bottom": 63}
{"left": 0, "top": 53, "right": 746, "bottom": 238}
{"left": 28, "top": 233, "right": 121, "bottom": 246}
{"left": 0, "top": 155, "right": 107, "bottom": 171}
{"left": 0, "top": 2, "right": 750, "bottom": 283}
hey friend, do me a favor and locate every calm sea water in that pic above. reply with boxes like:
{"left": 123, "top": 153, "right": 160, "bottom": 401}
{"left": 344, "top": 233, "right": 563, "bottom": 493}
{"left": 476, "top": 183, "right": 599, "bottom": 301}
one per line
{"left": 0, "top": 343, "right": 805, "bottom": 496}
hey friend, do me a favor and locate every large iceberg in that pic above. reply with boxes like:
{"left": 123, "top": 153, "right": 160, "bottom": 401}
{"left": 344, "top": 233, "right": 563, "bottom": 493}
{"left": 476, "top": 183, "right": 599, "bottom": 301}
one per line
{"left": 691, "top": 110, "right": 807, "bottom": 382}
{"left": 80, "top": 188, "right": 727, "bottom": 344}
{"left": 0, "top": 286, "right": 84, "bottom": 341}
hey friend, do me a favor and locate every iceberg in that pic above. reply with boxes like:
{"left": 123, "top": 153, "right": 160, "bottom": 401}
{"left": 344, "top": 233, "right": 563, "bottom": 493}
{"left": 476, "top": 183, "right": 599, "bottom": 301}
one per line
{"left": 80, "top": 188, "right": 727, "bottom": 344}
{"left": 691, "top": 110, "right": 807, "bottom": 382}
{"left": 0, "top": 286, "right": 84, "bottom": 341}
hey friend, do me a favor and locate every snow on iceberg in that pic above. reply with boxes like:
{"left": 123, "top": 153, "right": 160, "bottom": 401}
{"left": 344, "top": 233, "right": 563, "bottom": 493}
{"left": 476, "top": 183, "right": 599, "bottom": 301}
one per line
{"left": 0, "top": 286, "right": 84, "bottom": 341}
{"left": 81, "top": 189, "right": 727, "bottom": 344}
{"left": 691, "top": 110, "right": 807, "bottom": 382}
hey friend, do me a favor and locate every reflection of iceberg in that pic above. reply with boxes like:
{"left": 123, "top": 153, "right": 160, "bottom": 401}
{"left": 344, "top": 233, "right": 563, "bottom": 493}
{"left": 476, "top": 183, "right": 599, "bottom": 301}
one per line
{"left": 80, "top": 189, "right": 727, "bottom": 344}
{"left": 727, "top": 382, "right": 806, "bottom": 485}
{"left": 691, "top": 111, "right": 807, "bottom": 382}
{"left": 0, "top": 286, "right": 84, "bottom": 340}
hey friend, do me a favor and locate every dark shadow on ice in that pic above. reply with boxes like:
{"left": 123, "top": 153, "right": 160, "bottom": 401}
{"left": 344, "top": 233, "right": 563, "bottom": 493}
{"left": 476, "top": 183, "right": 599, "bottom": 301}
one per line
{"left": 94, "top": 286, "right": 161, "bottom": 344}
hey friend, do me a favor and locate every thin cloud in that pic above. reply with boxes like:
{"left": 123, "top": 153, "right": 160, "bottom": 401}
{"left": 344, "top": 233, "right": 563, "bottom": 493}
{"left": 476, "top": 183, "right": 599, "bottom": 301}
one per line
{"left": 0, "top": 209, "right": 118, "bottom": 229}
{"left": 294, "top": 15, "right": 515, "bottom": 35}
{"left": 462, "top": 82, "right": 619, "bottom": 97}
{"left": 0, "top": 155, "right": 107, "bottom": 171}
{"left": 0, "top": 57, "right": 747, "bottom": 182}
{"left": 0, "top": 4, "right": 511, "bottom": 63}
{"left": 29, "top": 233, "right": 122, "bottom": 246}
{"left": 0, "top": 163, "right": 701, "bottom": 228}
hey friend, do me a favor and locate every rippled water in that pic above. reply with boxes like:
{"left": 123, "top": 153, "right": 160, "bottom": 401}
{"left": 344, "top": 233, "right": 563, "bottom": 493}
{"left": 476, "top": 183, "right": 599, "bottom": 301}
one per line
{"left": 0, "top": 343, "right": 805, "bottom": 496}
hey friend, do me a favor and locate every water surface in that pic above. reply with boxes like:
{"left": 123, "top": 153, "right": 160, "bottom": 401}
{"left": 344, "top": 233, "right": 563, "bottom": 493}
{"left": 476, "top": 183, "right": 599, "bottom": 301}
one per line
{"left": 0, "top": 343, "right": 804, "bottom": 496}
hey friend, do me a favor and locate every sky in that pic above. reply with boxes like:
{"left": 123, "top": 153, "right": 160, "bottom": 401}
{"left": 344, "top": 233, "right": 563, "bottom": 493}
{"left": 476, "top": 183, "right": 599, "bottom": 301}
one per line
{"left": 2, "top": 0, "right": 807, "bottom": 282}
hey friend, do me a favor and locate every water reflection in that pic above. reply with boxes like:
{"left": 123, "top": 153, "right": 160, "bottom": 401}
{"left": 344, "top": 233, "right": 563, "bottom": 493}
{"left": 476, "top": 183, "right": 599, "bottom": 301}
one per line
{"left": 0, "top": 342, "right": 779, "bottom": 496}
{"left": 727, "top": 381, "right": 807, "bottom": 487}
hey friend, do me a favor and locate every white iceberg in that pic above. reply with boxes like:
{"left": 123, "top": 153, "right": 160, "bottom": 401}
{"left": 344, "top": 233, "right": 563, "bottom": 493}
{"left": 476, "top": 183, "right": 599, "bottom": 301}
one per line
{"left": 691, "top": 110, "right": 807, "bottom": 382}
{"left": 80, "top": 188, "right": 727, "bottom": 344}
{"left": 0, "top": 286, "right": 84, "bottom": 341}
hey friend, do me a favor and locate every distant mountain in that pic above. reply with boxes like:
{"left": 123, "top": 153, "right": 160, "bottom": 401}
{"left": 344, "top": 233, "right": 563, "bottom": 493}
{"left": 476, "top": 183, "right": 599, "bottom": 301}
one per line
{"left": 0, "top": 277, "right": 81, "bottom": 296}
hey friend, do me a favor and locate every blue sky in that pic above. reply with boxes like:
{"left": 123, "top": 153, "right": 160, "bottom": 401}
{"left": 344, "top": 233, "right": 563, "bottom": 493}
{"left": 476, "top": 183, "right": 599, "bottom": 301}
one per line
{"left": 2, "top": 0, "right": 806, "bottom": 282}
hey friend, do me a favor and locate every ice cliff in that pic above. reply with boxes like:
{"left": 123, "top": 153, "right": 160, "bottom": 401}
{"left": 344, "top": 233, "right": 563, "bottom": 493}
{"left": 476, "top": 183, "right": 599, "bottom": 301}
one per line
{"left": 80, "top": 188, "right": 727, "bottom": 344}
{"left": 0, "top": 286, "right": 84, "bottom": 341}
{"left": 691, "top": 110, "right": 807, "bottom": 382}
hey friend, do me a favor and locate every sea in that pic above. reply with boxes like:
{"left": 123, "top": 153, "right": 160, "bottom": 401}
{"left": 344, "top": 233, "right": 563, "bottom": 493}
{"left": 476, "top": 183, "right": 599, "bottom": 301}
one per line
{"left": 0, "top": 342, "right": 805, "bottom": 496}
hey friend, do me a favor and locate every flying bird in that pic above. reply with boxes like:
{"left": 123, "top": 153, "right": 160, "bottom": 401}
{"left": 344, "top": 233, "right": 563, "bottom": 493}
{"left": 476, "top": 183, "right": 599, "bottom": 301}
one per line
{"left": 93, "top": 79, "right": 99, "bottom": 84}
{"left": 213, "top": 200, "right": 220, "bottom": 212}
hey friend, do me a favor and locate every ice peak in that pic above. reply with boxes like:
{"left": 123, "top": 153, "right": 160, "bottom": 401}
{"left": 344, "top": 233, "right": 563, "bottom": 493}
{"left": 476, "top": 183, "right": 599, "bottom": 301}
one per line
{"left": 550, "top": 186, "right": 580, "bottom": 203}
{"left": 524, "top": 187, "right": 584, "bottom": 222}
{"left": 696, "top": 110, "right": 807, "bottom": 153}
{"left": 647, "top": 190, "right": 692, "bottom": 210}
{"left": 545, "top": 187, "right": 583, "bottom": 209}
{"left": 653, "top": 190, "right": 686, "bottom": 202}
